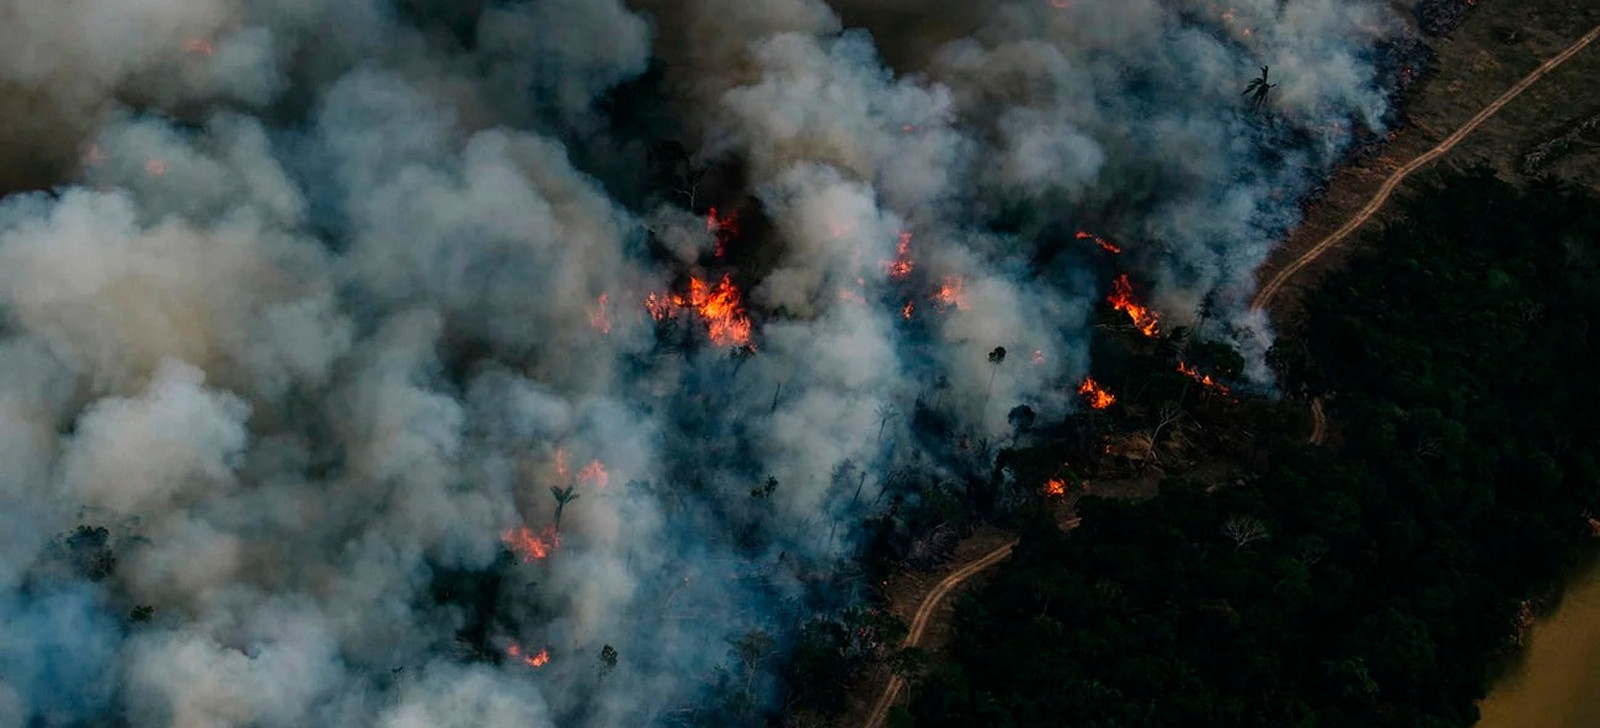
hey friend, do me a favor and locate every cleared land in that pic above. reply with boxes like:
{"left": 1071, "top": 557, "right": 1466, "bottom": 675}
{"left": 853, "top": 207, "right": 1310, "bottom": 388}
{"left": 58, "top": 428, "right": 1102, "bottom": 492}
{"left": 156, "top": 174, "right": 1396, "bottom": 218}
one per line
{"left": 1253, "top": 21, "right": 1600, "bottom": 311}
{"left": 1256, "top": 0, "right": 1600, "bottom": 320}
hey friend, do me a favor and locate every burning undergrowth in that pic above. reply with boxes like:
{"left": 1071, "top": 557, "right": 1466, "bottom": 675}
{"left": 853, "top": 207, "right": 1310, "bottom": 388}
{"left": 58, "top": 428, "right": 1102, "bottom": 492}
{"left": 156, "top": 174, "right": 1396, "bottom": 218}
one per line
{"left": 0, "top": 0, "right": 1414, "bottom": 725}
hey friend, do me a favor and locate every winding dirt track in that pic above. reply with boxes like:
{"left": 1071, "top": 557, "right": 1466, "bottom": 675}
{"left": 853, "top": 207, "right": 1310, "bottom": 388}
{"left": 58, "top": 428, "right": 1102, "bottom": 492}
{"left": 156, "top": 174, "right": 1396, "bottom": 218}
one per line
{"left": 857, "top": 28, "right": 1599, "bottom": 727}
{"left": 861, "top": 537, "right": 1021, "bottom": 728}
{"left": 1251, "top": 23, "right": 1600, "bottom": 312}
{"left": 1308, "top": 397, "right": 1326, "bottom": 445}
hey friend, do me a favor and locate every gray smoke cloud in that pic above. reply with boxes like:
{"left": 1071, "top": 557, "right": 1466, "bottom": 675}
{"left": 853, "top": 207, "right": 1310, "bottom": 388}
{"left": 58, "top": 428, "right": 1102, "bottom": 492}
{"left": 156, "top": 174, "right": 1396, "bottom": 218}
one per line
{"left": 0, "top": 0, "right": 1407, "bottom": 725}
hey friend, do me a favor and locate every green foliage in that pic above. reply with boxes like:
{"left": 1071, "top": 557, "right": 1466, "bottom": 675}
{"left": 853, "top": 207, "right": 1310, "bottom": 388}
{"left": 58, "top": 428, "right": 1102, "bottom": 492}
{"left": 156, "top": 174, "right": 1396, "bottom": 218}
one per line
{"left": 910, "top": 169, "right": 1600, "bottom": 728}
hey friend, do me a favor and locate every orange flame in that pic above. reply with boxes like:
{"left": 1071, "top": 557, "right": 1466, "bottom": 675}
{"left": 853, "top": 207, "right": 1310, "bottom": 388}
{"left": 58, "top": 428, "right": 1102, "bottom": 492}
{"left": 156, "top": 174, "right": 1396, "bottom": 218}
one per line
{"left": 576, "top": 460, "right": 608, "bottom": 488}
{"left": 645, "top": 292, "right": 677, "bottom": 322}
{"left": 144, "top": 159, "right": 167, "bottom": 177}
{"left": 508, "top": 644, "right": 551, "bottom": 668}
{"left": 1044, "top": 478, "right": 1068, "bottom": 496}
{"left": 1176, "top": 361, "right": 1231, "bottom": 395}
{"left": 932, "top": 276, "right": 967, "bottom": 311}
{"left": 501, "top": 526, "right": 559, "bottom": 562}
{"left": 706, "top": 207, "right": 738, "bottom": 258}
{"left": 1075, "top": 231, "right": 1122, "bottom": 254}
{"left": 900, "top": 301, "right": 914, "bottom": 320}
{"left": 1031, "top": 349, "right": 1045, "bottom": 365}
{"left": 886, "top": 232, "right": 914, "bottom": 278}
{"left": 1077, "top": 377, "right": 1116, "bottom": 409}
{"left": 589, "top": 293, "right": 611, "bottom": 335}
{"left": 690, "top": 275, "right": 753, "bottom": 346}
{"left": 553, "top": 448, "right": 570, "bottom": 482}
{"left": 1107, "top": 274, "right": 1159, "bottom": 337}
{"left": 644, "top": 275, "right": 754, "bottom": 347}
{"left": 181, "top": 38, "right": 215, "bottom": 56}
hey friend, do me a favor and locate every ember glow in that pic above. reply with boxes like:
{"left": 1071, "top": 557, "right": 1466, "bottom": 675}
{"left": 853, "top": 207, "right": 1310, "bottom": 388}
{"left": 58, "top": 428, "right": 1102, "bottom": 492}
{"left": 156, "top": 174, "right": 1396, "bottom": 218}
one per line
{"left": 1078, "top": 377, "right": 1116, "bottom": 409}
{"left": 1177, "top": 361, "right": 1231, "bottom": 395}
{"left": 932, "top": 276, "right": 967, "bottom": 311}
{"left": 553, "top": 448, "right": 570, "bottom": 482}
{"left": 508, "top": 644, "right": 551, "bottom": 668}
{"left": 502, "top": 525, "right": 559, "bottom": 562}
{"left": 706, "top": 207, "right": 738, "bottom": 257}
{"left": 1108, "top": 274, "right": 1160, "bottom": 337}
{"left": 1076, "top": 231, "right": 1122, "bottom": 254}
{"left": 645, "top": 274, "right": 755, "bottom": 347}
{"left": 577, "top": 459, "right": 609, "bottom": 488}
{"left": 0, "top": 0, "right": 1413, "bottom": 720}
{"left": 1044, "top": 478, "right": 1068, "bottom": 496}
{"left": 181, "top": 38, "right": 215, "bottom": 56}
{"left": 886, "top": 232, "right": 914, "bottom": 278}
{"left": 590, "top": 293, "right": 612, "bottom": 334}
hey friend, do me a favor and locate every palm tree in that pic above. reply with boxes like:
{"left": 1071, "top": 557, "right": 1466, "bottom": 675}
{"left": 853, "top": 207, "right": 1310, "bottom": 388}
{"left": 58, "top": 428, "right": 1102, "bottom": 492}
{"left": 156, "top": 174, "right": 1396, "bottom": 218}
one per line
{"left": 1243, "top": 65, "right": 1276, "bottom": 111}
{"left": 550, "top": 485, "right": 580, "bottom": 532}
{"left": 984, "top": 346, "right": 1008, "bottom": 410}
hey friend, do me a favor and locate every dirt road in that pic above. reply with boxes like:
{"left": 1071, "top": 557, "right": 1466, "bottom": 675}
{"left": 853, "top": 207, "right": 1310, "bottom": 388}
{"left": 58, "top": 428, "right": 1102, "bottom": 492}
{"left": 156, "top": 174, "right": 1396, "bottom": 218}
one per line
{"left": 860, "top": 537, "right": 1021, "bottom": 728}
{"left": 854, "top": 29, "right": 1600, "bottom": 727}
{"left": 1251, "top": 23, "right": 1600, "bottom": 312}
{"left": 1309, "top": 397, "right": 1326, "bottom": 445}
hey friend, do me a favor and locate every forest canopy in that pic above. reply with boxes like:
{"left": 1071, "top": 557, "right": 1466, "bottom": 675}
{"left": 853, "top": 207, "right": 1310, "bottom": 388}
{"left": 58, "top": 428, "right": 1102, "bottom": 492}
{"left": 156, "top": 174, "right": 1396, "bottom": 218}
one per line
{"left": 908, "top": 168, "right": 1600, "bottom": 728}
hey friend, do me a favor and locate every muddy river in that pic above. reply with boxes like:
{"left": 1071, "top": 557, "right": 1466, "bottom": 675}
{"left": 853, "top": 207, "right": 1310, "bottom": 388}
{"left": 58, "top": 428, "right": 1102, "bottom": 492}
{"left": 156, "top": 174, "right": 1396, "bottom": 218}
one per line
{"left": 1477, "top": 558, "right": 1600, "bottom": 728}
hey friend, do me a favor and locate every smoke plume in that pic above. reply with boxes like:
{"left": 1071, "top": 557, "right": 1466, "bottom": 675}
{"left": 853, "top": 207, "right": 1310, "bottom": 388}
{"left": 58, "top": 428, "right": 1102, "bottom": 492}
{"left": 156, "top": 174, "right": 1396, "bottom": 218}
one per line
{"left": 0, "top": 0, "right": 1407, "bottom": 725}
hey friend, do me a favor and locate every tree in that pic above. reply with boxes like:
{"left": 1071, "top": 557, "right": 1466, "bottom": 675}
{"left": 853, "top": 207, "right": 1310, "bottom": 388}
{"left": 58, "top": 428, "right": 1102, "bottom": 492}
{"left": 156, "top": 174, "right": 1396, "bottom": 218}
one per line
{"left": 1243, "top": 65, "right": 1276, "bottom": 111}
{"left": 550, "top": 485, "right": 580, "bottom": 531}
{"left": 1008, "top": 405, "right": 1036, "bottom": 435}
{"left": 599, "top": 644, "right": 619, "bottom": 674}
{"left": 985, "top": 346, "right": 1008, "bottom": 410}
{"left": 732, "top": 630, "right": 776, "bottom": 695}
{"left": 876, "top": 403, "right": 897, "bottom": 442}
{"left": 60, "top": 525, "right": 116, "bottom": 582}
{"left": 1220, "top": 516, "right": 1269, "bottom": 550}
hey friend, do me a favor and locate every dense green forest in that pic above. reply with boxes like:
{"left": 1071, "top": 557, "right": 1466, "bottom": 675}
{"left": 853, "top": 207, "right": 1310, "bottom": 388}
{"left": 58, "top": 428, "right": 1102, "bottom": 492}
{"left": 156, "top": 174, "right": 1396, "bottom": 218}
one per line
{"left": 905, "top": 168, "right": 1600, "bottom": 728}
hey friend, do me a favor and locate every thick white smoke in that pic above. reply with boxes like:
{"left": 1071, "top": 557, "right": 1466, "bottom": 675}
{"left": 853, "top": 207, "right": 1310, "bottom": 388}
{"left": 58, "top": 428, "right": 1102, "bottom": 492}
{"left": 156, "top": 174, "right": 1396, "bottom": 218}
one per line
{"left": 0, "top": 0, "right": 1407, "bottom": 725}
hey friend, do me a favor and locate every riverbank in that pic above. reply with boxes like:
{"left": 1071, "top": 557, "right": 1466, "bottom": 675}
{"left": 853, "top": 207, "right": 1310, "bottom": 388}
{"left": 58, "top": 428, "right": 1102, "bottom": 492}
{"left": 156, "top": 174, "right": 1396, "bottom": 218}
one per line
{"left": 1477, "top": 551, "right": 1600, "bottom": 727}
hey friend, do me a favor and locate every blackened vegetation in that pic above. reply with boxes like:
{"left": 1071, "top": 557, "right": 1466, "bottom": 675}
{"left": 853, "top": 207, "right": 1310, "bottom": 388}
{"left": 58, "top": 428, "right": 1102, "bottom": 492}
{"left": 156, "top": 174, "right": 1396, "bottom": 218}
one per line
{"left": 782, "top": 281, "right": 1275, "bottom": 721}
{"left": 54, "top": 525, "right": 117, "bottom": 583}
{"left": 429, "top": 552, "right": 516, "bottom": 662}
{"left": 1355, "top": 35, "right": 1437, "bottom": 155}
{"left": 1290, "top": 35, "right": 1433, "bottom": 207}
{"left": 1520, "top": 108, "right": 1600, "bottom": 175}
{"left": 782, "top": 606, "right": 910, "bottom": 720}
{"left": 1417, "top": 0, "right": 1481, "bottom": 38}
{"left": 907, "top": 168, "right": 1600, "bottom": 728}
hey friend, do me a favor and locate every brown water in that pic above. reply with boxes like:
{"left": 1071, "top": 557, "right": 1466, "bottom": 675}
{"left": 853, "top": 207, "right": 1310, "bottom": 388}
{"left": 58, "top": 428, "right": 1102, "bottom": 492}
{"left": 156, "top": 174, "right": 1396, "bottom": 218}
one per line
{"left": 1477, "top": 560, "right": 1600, "bottom": 728}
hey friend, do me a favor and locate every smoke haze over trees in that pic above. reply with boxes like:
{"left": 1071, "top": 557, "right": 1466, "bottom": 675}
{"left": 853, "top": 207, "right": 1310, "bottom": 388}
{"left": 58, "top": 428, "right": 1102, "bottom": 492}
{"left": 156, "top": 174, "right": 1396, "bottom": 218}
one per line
{"left": 911, "top": 168, "right": 1600, "bottom": 728}
{"left": 0, "top": 0, "right": 1416, "bottom": 725}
